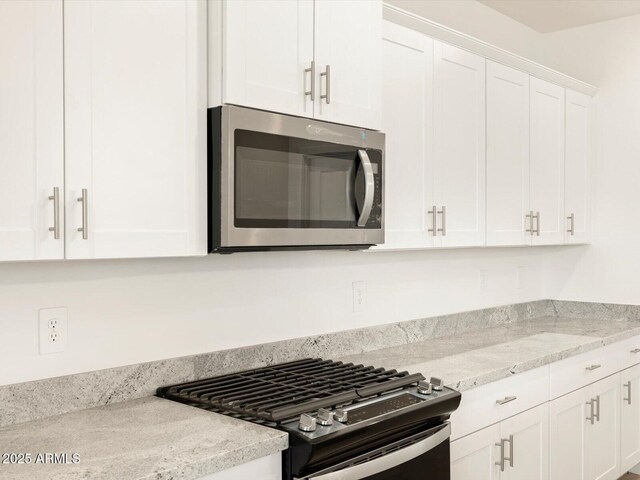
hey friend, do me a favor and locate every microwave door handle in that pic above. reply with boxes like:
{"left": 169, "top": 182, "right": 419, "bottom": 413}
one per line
{"left": 300, "top": 423, "right": 450, "bottom": 480}
{"left": 356, "top": 149, "right": 375, "bottom": 227}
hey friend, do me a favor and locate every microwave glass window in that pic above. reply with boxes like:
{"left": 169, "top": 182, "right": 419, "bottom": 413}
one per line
{"left": 235, "top": 130, "right": 381, "bottom": 228}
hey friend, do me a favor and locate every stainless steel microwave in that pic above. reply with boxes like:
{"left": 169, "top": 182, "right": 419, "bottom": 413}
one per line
{"left": 208, "top": 106, "right": 385, "bottom": 252}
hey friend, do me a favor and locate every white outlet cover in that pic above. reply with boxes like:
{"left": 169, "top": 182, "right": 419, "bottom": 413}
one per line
{"left": 39, "top": 307, "right": 67, "bottom": 355}
{"left": 352, "top": 281, "right": 366, "bottom": 313}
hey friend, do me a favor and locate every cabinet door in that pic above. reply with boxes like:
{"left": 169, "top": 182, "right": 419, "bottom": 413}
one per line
{"left": 585, "top": 374, "right": 621, "bottom": 480}
{"left": 621, "top": 365, "right": 640, "bottom": 472}
{"left": 314, "top": 0, "right": 381, "bottom": 130}
{"left": 565, "top": 89, "right": 591, "bottom": 244}
{"left": 376, "top": 22, "right": 434, "bottom": 250}
{"left": 222, "top": 0, "right": 313, "bottom": 118}
{"left": 451, "top": 423, "right": 501, "bottom": 480}
{"left": 501, "top": 403, "right": 549, "bottom": 480}
{"left": 0, "top": 1, "right": 64, "bottom": 261}
{"left": 64, "top": 0, "right": 207, "bottom": 259}
{"left": 530, "top": 77, "right": 565, "bottom": 246}
{"left": 433, "top": 41, "right": 486, "bottom": 247}
{"left": 549, "top": 387, "right": 586, "bottom": 480}
{"left": 486, "top": 61, "right": 530, "bottom": 247}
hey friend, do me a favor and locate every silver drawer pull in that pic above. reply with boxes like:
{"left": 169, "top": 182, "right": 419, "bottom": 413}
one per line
{"left": 631, "top": 349, "right": 640, "bottom": 354}
{"left": 437, "top": 206, "right": 446, "bottom": 236}
{"left": 427, "top": 205, "right": 437, "bottom": 236}
{"left": 585, "top": 364, "right": 601, "bottom": 371}
{"left": 495, "top": 438, "right": 506, "bottom": 472}
{"left": 304, "top": 60, "right": 315, "bottom": 101}
{"left": 504, "top": 434, "right": 514, "bottom": 468}
{"left": 525, "top": 211, "right": 533, "bottom": 234}
{"left": 320, "top": 65, "right": 331, "bottom": 104}
{"left": 496, "top": 396, "right": 517, "bottom": 405}
{"left": 567, "top": 213, "right": 575, "bottom": 235}
{"left": 586, "top": 398, "right": 595, "bottom": 424}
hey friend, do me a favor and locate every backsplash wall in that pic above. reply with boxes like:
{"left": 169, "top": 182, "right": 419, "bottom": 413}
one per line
{"left": 0, "top": 247, "right": 546, "bottom": 386}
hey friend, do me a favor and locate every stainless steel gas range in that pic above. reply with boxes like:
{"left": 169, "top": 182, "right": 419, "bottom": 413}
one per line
{"left": 158, "top": 358, "right": 461, "bottom": 479}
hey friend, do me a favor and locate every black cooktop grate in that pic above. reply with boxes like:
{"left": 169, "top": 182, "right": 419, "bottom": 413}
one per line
{"left": 157, "top": 358, "right": 425, "bottom": 423}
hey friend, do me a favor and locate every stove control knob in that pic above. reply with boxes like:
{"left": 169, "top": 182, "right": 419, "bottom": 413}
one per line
{"left": 417, "top": 381, "right": 433, "bottom": 395}
{"left": 430, "top": 377, "right": 444, "bottom": 391}
{"left": 334, "top": 409, "right": 348, "bottom": 424}
{"left": 317, "top": 408, "right": 334, "bottom": 426}
{"left": 298, "top": 414, "right": 317, "bottom": 432}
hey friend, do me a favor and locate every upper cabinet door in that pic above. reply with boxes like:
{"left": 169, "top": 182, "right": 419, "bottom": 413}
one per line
{"left": 433, "top": 42, "right": 486, "bottom": 248}
{"left": 0, "top": 1, "right": 64, "bottom": 261}
{"left": 221, "top": 0, "right": 314, "bottom": 118}
{"left": 376, "top": 22, "right": 434, "bottom": 250}
{"left": 530, "top": 77, "right": 565, "bottom": 246}
{"left": 314, "top": 0, "right": 382, "bottom": 130}
{"left": 64, "top": 0, "right": 207, "bottom": 259}
{"left": 486, "top": 61, "right": 530, "bottom": 247}
{"left": 565, "top": 89, "right": 591, "bottom": 244}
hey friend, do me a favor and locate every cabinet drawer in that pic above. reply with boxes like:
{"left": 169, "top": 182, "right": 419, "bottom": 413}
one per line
{"left": 619, "top": 334, "right": 640, "bottom": 370}
{"left": 450, "top": 365, "right": 549, "bottom": 440}
{"left": 549, "top": 344, "right": 623, "bottom": 399}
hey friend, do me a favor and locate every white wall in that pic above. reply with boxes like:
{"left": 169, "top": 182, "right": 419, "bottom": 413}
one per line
{"left": 0, "top": 1, "right": 593, "bottom": 387}
{"left": 0, "top": 248, "right": 545, "bottom": 385}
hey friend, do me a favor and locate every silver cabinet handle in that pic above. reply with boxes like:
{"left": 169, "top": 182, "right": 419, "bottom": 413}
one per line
{"left": 356, "top": 150, "right": 374, "bottom": 227}
{"left": 304, "top": 60, "right": 315, "bottom": 101}
{"left": 631, "top": 349, "right": 640, "bottom": 354}
{"left": 594, "top": 395, "right": 600, "bottom": 422}
{"left": 624, "top": 381, "right": 632, "bottom": 405}
{"left": 77, "top": 188, "right": 88, "bottom": 240}
{"left": 320, "top": 65, "right": 331, "bottom": 104}
{"left": 585, "top": 364, "right": 601, "bottom": 371}
{"left": 48, "top": 187, "right": 61, "bottom": 239}
{"left": 567, "top": 213, "right": 575, "bottom": 235}
{"left": 525, "top": 211, "right": 533, "bottom": 235}
{"left": 586, "top": 398, "right": 595, "bottom": 424}
{"left": 495, "top": 438, "right": 506, "bottom": 472}
{"left": 533, "top": 211, "right": 540, "bottom": 236}
{"left": 437, "top": 206, "right": 446, "bottom": 236}
{"left": 496, "top": 396, "right": 517, "bottom": 405}
{"left": 504, "top": 434, "right": 514, "bottom": 468}
{"left": 427, "top": 205, "right": 437, "bottom": 236}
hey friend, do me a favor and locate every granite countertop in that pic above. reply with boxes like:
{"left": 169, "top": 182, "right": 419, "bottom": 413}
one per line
{"left": 0, "top": 396, "right": 287, "bottom": 480}
{"left": 2, "top": 312, "right": 640, "bottom": 480}
{"left": 340, "top": 315, "right": 640, "bottom": 391}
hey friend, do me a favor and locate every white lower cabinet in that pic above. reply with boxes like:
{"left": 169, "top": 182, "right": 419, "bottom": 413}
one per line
{"left": 621, "top": 364, "right": 640, "bottom": 472}
{"left": 451, "top": 404, "right": 548, "bottom": 480}
{"left": 549, "top": 374, "right": 620, "bottom": 480}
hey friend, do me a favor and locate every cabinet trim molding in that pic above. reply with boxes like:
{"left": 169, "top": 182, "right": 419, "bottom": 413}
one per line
{"left": 382, "top": 3, "right": 598, "bottom": 97}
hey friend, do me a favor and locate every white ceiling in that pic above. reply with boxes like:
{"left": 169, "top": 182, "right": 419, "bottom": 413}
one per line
{"left": 479, "top": 0, "right": 640, "bottom": 33}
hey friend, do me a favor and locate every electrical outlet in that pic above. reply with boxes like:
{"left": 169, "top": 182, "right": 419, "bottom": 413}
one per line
{"left": 39, "top": 307, "right": 67, "bottom": 355}
{"left": 352, "top": 281, "right": 366, "bottom": 313}
{"left": 479, "top": 270, "right": 488, "bottom": 293}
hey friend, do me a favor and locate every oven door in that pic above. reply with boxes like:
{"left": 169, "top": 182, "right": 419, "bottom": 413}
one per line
{"left": 218, "top": 106, "right": 385, "bottom": 249}
{"left": 297, "top": 423, "right": 451, "bottom": 480}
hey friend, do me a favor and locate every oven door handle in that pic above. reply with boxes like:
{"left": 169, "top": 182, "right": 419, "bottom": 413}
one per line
{"left": 299, "top": 423, "right": 450, "bottom": 480}
{"left": 356, "top": 149, "right": 375, "bottom": 227}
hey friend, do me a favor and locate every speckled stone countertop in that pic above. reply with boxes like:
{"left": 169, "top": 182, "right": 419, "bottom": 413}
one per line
{"left": 340, "top": 315, "right": 640, "bottom": 391}
{"left": 0, "top": 396, "right": 287, "bottom": 480}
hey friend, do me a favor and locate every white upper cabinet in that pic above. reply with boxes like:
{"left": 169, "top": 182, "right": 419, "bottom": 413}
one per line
{"left": 212, "top": 0, "right": 382, "bottom": 130}
{"left": 0, "top": 1, "right": 64, "bottom": 261}
{"left": 565, "top": 89, "right": 591, "bottom": 244}
{"left": 378, "top": 22, "right": 434, "bottom": 250}
{"left": 529, "top": 77, "right": 566, "bottom": 246}
{"left": 220, "top": 0, "right": 314, "bottom": 118}
{"left": 433, "top": 42, "right": 486, "bottom": 248}
{"left": 314, "top": 0, "right": 382, "bottom": 130}
{"left": 64, "top": 0, "right": 207, "bottom": 259}
{"left": 486, "top": 61, "right": 530, "bottom": 247}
